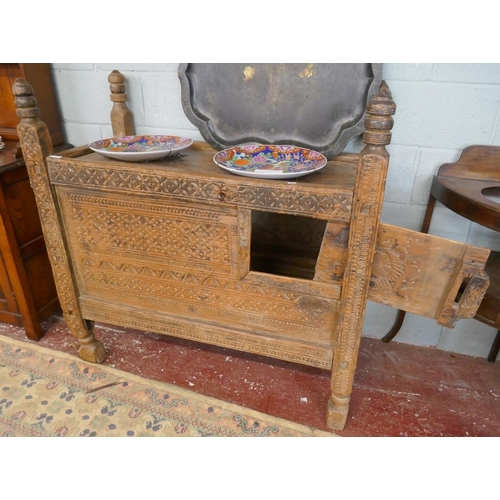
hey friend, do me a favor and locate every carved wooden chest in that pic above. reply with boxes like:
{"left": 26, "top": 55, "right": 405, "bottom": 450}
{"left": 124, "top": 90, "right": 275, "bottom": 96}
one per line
{"left": 12, "top": 67, "right": 490, "bottom": 430}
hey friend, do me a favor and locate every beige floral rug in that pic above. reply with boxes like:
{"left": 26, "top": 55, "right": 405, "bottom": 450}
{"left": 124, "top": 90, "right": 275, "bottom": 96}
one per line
{"left": 0, "top": 334, "right": 334, "bottom": 437}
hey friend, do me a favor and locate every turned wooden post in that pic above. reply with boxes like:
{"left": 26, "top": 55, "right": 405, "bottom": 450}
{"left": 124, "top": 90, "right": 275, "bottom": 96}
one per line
{"left": 327, "top": 81, "right": 396, "bottom": 430}
{"left": 108, "top": 70, "right": 135, "bottom": 137}
{"left": 12, "top": 78, "right": 106, "bottom": 363}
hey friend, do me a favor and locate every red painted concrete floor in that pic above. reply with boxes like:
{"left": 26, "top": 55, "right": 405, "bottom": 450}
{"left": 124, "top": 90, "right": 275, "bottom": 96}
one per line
{"left": 0, "top": 313, "right": 498, "bottom": 436}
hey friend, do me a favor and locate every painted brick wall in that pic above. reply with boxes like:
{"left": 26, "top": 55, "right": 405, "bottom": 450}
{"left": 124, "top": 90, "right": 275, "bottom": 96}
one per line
{"left": 49, "top": 63, "right": 500, "bottom": 359}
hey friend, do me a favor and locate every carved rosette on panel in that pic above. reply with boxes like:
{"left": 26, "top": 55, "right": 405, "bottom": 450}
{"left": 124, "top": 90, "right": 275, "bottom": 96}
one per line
{"left": 370, "top": 236, "right": 419, "bottom": 296}
{"left": 12, "top": 79, "right": 106, "bottom": 363}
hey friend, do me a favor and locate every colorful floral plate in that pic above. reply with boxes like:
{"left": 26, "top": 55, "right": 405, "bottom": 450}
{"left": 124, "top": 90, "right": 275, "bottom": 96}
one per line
{"left": 213, "top": 144, "right": 327, "bottom": 179}
{"left": 89, "top": 135, "right": 193, "bottom": 162}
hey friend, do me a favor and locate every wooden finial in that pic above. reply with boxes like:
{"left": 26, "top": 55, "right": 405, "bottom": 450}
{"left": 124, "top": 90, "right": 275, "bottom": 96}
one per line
{"left": 13, "top": 78, "right": 54, "bottom": 160}
{"left": 362, "top": 81, "right": 396, "bottom": 147}
{"left": 13, "top": 78, "right": 40, "bottom": 119}
{"left": 108, "top": 70, "right": 135, "bottom": 137}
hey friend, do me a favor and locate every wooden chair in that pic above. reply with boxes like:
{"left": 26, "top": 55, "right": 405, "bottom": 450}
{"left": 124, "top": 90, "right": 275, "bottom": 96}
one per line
{"left": 11, "top": 65, "right": 491, "bottom": 430}
{"left": 382, "top": 145, "right": 500, "bottom": 362}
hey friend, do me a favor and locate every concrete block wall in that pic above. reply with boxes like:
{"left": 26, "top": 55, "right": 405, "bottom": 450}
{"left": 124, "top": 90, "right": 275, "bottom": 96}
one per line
{"left": 49, "top": 63, "right": 500, "bottom": 359}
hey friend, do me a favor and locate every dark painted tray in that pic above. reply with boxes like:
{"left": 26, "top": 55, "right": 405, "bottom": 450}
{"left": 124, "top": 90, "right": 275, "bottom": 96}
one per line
{"left": 178, "top": 63, "right": 382, "bottom": 159}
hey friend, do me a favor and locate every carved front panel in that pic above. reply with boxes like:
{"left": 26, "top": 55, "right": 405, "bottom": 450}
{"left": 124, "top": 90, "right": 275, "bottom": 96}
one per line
{"left": 58, "top": 188, "right": 338, "bottom": 346}
{"left": 62, "top": 191, "right": 238, "bottom": 277}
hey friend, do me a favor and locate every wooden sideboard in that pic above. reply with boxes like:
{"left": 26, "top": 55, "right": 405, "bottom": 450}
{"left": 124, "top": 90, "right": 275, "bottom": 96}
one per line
{"left": 0, "top": 64, "right": 67, "bottom": 339}
{"left": 11, "top": 67, "right": 491, "bottom": 430}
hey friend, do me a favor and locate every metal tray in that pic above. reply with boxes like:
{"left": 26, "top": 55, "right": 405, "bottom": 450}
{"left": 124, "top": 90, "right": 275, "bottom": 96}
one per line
{"left": 178, "top": 63, "right": 382, "bottom": 159}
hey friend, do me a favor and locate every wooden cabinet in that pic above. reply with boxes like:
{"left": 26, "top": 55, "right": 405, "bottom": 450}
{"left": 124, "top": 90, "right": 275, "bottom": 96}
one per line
{"left": 0, "top": 64, "right": 66, "bottom": 339}
{"left": 0, "top": 63, "right": 65, "bottom": 145}
{"left": 11, "top": 67, "right": 491, "bottom": 430}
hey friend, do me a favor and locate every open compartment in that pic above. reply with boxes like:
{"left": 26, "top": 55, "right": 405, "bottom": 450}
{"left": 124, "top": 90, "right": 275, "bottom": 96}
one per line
{"left": 250, "top": 210, "right": 327, "bottom": 280}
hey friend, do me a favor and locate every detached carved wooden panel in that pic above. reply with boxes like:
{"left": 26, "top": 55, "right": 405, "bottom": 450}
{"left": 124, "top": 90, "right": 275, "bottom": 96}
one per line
{"left": 369, "top": 224, "right": 490, "bottom": 327}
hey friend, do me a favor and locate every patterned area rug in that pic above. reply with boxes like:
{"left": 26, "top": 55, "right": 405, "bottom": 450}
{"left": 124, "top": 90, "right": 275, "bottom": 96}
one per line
{"left": 0, "top": 335, "right": 335, "bottom": 437}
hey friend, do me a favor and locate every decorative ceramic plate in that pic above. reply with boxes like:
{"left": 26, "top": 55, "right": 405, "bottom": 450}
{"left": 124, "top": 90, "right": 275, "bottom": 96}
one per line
{"left": 89, "top": 135, "right": 193, "bottom": 162}
{"left": 213, "top": 144, "right": 327, "bottom": 179}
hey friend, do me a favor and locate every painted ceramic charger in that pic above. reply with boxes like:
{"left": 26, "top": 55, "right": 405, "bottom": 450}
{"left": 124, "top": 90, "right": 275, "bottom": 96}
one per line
{"left": 213, "top": 144, "right": 327, "bottom": 179}
{"left": 89, "top": 135, "right": 193, "bottom": 162}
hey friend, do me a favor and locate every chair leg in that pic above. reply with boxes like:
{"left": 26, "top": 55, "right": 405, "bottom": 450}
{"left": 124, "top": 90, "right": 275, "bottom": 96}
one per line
{"left": 487, "top": 330, "right": 500, "bottom": 362}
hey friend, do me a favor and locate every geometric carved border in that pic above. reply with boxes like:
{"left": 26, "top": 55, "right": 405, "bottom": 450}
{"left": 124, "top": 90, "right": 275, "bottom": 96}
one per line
{"left": 48, "top": 158, "right": 352, "bottom": 221}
